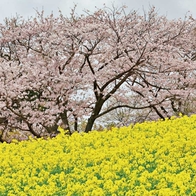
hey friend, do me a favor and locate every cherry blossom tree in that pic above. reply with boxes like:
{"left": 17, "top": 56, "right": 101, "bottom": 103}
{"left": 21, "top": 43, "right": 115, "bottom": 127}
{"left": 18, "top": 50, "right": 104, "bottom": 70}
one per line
{"left": 0, "top": 5, "right": 195, "bottom": 141}
{"left": 73, "top": 6, "right": 196, "bottom": 132}
{"left": 0, "top": 12, "right": 83, "bottom": 139}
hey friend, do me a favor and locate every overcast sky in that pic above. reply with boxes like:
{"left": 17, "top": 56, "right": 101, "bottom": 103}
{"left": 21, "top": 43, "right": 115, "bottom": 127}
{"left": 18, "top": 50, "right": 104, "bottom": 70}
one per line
{"left": 0, "top": 0, "right": 195, "bottom": 23}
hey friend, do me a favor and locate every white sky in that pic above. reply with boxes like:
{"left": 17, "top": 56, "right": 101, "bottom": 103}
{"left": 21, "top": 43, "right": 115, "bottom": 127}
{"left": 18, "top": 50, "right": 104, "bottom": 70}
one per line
{"left": 0, "top": 0, "right": 195, "bottom": 23}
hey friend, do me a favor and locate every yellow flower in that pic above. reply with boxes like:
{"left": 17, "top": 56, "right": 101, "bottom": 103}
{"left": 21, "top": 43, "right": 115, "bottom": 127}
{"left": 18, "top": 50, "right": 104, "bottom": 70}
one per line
{"left": 0, "top": 114, "right": 196, "bottom": 195}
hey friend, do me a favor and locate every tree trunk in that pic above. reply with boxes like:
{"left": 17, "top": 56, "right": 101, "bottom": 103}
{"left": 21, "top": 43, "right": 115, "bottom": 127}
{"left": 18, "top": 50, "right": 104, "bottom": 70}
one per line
{"left": 152, "top": 106, "right": 165, "bottom": 120}
{"left": 85, "top": 116, "right": 96, "bottom": 133}
{"left": 85, "top": 98, "right": 104, "bottom": 133}
{"left": 0, "top": 133, "right": 4, "bottom": 142}
{"left": 73, "top": 114, "right": 78, "bottom": 132}
{"left": 27, "top": 123, "right": 42, "bottom": 138}
{"left": 60, "top": 109, "right": 71, "bottom": 135}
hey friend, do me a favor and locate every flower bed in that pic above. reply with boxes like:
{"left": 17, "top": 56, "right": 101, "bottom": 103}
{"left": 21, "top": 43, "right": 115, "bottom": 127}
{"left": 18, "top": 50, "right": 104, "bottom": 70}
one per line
{"left": 0, "top": 115, "right": 196, "bottom": 195}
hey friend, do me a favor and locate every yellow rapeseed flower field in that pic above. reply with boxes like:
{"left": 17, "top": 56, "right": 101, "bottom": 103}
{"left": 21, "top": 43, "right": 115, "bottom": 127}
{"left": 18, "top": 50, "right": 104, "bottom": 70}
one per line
{"left": 0, "top": 115, "right": 196, "bottom": 195}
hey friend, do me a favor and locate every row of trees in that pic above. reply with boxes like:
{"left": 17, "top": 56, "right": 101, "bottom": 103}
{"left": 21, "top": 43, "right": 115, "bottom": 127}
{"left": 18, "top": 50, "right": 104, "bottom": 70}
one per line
{"left": 0, "top": 5, "right": 195, "bottom": 142}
